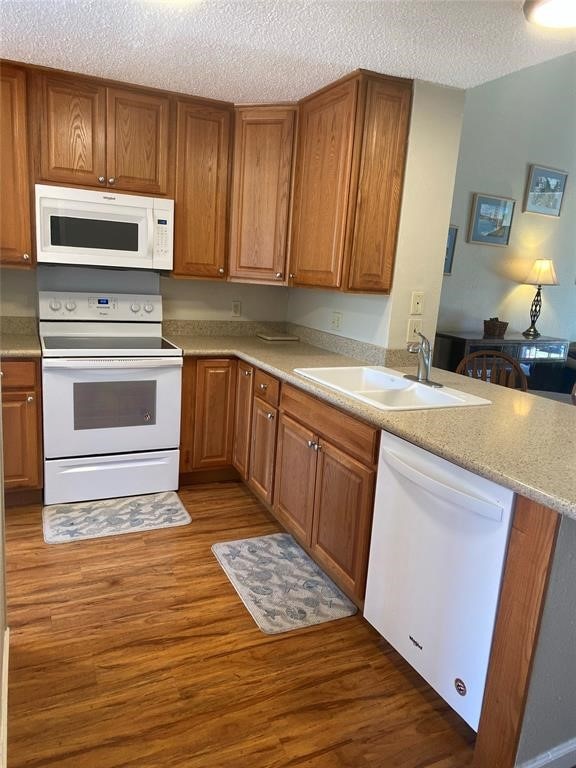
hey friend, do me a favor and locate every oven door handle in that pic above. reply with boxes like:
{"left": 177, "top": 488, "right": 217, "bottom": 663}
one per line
{"left": 42, "top": 357, "right": 183, "bottom": 370}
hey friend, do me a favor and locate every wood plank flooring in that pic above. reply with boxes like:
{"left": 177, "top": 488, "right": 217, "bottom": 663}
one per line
{"left": 5, "top": 482, "right": 475, "bottom": 767}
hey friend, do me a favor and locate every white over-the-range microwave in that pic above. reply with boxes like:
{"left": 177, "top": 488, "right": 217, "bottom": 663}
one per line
{"left": 35, "top": 184, "right": 174, "bottom": 270}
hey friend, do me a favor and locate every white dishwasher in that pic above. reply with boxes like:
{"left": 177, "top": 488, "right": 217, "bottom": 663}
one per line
{"left": 364, "top": 431, "right": 514, "bottom": 731}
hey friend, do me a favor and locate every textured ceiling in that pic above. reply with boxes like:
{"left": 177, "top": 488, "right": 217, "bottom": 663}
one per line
{"left": 1, "top": 0, "right": 575, "bottom": 102}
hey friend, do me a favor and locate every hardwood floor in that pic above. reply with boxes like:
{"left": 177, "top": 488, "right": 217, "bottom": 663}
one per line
{"left": 5, "top": 483, "right": 475, "bottom": 767}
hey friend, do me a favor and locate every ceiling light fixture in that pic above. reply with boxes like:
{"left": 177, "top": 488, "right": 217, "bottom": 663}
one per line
{"left": 523, "top": 0, "right": 576, "bottom": 28}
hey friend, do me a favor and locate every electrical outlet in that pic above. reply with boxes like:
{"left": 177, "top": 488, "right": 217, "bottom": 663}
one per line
{"left": 410, "top": 291, "right": 424, "bottom": 315}
{"left": 231, "top": 299, "right": 242, "bottom": 317}
{"left": 330, "top": 311, "right": 343, "bottom": 331}
{"left": 407, "top": 318, "right": 423, "bottom": 343}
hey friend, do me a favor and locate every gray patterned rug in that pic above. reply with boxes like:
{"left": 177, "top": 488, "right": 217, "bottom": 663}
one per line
{"left": 43, "top": 491, "right": 191, "bottom": 544}
{"left": 212, "top": 533, "right": 357, "bottom": 634}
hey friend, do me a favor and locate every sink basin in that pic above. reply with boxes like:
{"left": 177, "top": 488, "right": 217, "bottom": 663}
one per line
{"left": 293, "top": 366, "right": 491, "bottom": 411}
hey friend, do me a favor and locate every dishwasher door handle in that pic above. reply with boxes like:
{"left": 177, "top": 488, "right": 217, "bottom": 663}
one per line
{"left": 382, "top": 448, "right": 504, "bottom": 522}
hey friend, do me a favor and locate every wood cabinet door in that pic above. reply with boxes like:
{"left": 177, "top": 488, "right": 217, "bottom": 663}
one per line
{"left": 248, "top": 398, "right": 278, "bottom": 505}
{"left": 106, "top": 88, "right": 171, "bottom": 195}
{"left": 179, "top": 358, "right": 197, "bottom": 473}
{"left": 0, "top": 65, "right": 32, "bottom": 267}
{"left": 2, "top": 390, "right": 41, "bottom": 489}
{"left": 273, "top": 414, "right": 316, "bottom": 545}
{"left": 310, "top": 440, "right": 375, "bottom": 601}
{"left": 347, "top": 77, "right": 412, "bottom": 292}
{"left": 290, "top": 79, "right": 358, "bottom": 288}
{"left": 34, "top": 73, "right": 107, "bottom": 187}
{"left": 173, "top": 101, "right": 231, "bottom": 278}
{"left": 231, "top": 361, "right": 254, "bottom": 479}
{"left": 193, "top": 359, "right": 237, "bottom": 469}
{"left": 229, "top": 107, "right": 295, "bottom": 284}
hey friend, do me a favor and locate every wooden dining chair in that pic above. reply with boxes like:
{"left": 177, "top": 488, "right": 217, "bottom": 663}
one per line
{"left": 455, "top": 350, "right": 529, "bottom": 391}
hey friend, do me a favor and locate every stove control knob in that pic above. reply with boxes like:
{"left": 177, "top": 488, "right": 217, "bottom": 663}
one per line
{"left": 49, "top": 300, "right": 62, "bottom": 312}
{"left": 130, "top": 303, "right": 141, "bottom": 313}
{"left": 65, "top": 301, "right": 76, "bottom": 312}
{"left": 143, "top": 303, "right": 154, "bottom": 313}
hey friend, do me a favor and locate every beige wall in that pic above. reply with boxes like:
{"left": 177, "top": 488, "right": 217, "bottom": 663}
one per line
{"left": 438, "top": 53, "right": 576, "bottom": 341}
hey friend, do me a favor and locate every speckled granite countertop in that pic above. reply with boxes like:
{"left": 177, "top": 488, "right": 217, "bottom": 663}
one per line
{"left": 166, "top": 334, "right": 576, "bottom": 520}
{"left": 0, "top": 334, "right": 41, "bottom": 357}
{"left": 1, "top": 331, "right": 574, "bottom": 519}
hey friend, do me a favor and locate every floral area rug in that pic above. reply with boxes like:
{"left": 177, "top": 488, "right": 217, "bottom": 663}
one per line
{"left": 42, "top": 491, "right": 191, "bottom": 544}
{"left": 212, "top": 532, "right": 357, "bottom": 634}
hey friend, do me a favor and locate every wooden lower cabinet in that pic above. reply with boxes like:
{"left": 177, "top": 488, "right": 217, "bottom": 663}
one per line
{"left": 311, "top": 440, "right": 375, "bottom": 599}
{"left": 1, "top": 360, "right": 42, "bottom": 490}
{"left": 247, "top": 397, "right": 278, "bottom": 505}
{"left": 192, "top": 359, "right": 237, "bottom": 469}
{"left": 231, "top": 361, "right": 254, "bottom": 479}
{"left": 273, "top": 403, "right": 376, "bottom": 604}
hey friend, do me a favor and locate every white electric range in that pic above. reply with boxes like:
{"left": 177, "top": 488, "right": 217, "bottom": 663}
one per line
{"left": 39, "top": 291, "right": 183, "bottom": 505}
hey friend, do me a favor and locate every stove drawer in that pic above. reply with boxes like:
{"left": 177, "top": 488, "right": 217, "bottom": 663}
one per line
{"left": 44, "top": 449, "right": 179, "bottom": 505}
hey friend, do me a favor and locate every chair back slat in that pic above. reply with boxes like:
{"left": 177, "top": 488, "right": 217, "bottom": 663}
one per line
{"left": 455, "top": 351, "right": 528, "bottom": 391}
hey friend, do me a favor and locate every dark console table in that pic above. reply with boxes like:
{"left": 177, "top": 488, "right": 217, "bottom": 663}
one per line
{"left": 433, "top": 332, "right": 570, "bottom": 391}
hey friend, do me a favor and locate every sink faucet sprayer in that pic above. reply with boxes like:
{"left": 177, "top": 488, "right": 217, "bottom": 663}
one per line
{"left": 405, "top": 332, "right": 443, "bottom": 388}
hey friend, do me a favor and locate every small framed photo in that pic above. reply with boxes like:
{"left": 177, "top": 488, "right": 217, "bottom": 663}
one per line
{"left": 523, "top": 164, "right": 568, "bottom": 217}
{"left": 468, "top": 193, "right": 515, "bottom": 247}
{"left": 444, "top": 225, "right": 457, "bottom": 274}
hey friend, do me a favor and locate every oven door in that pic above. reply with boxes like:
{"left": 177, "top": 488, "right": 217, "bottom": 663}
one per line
{"left": 42, "top": 357, "right": 182, "bottom": 459}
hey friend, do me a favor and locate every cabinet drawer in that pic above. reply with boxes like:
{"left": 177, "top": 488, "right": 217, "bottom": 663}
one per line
{"left": 280, "top": 384, "right": 378, "bottom": 466}
{"left": 1, "top": 360, "right": 37, "bottom": 389}
{"left": 254, "top": 369, "right": 280, "bottom": 407}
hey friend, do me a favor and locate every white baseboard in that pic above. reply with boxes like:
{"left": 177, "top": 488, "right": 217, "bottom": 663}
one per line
{"left": 518, "top": 737, "right": 576, "bottom": 768}
{"left": 1, "top": 627, "right": 8, "bottom": 768}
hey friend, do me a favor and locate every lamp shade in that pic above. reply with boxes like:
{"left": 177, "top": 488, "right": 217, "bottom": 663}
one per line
{"left": 523, "top": 0, "right": 576, "bottom": 28}
{"left": 524, "top": 259, "right": 559, "bottom": 286}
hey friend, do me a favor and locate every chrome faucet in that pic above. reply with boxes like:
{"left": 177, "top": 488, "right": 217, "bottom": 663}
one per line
{"left": 405, "top": 332, "right": 442, "bottom": 388}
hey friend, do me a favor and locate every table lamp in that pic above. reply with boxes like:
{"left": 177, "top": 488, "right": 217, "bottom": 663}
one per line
{"left": 522, "top": 259, "right": 559, "bottom": 339}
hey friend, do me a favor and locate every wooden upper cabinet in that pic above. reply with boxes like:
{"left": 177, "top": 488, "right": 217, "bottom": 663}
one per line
{"left": 33, "top": 73, "right": 107, "bottom": 188}
{"left": 290, "top": 80, "right": 358, "bottom": 289}
{"left": 0, "top": 65, "right": 33, "bottom": 267}
{"left": 173, "top": 100, "right": 231, "bottom": 279}
{"left": 31, "top": 72, "right": 171, "bottom": 194}
{"left": 229, "top": 106, "right": 296, "bottom": 284}
{"left": 106, "top": 88, "right": 170, "bottom": 194}
{"left": 347, "top": 78, "right": 412, "bottom": 292}
{"left": 290, "top": 71, "right": 412, "bottom": 294}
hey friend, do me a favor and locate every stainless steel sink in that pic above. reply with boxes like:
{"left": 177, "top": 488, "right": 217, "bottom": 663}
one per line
{"left": 293, "top": 366, "right": 491, "bottom": 411}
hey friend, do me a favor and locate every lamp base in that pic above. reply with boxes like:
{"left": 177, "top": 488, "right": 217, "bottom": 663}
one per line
{"left": 522, "top": 324, "right": 541, "bottom": 339}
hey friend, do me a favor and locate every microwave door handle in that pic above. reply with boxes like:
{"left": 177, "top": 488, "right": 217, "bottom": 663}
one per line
{"left": 147, "top": 208, "right": 155, "bottom": 260}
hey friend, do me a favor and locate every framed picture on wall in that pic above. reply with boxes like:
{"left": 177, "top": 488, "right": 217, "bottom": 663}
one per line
{"left": 468, "top": 193, "right": 515, "bottom": 247}
{"left": 444, "top": 225, "right": 457, "bottom": 274}
{"left": 523, "top": 164, "right": 568, "bottom": 217}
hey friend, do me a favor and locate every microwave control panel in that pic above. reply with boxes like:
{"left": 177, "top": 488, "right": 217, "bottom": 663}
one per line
{"left": 38, "top": 292, "right": 162, "bottom": 321}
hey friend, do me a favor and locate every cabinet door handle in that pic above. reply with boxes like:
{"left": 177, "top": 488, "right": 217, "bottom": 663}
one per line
{"left": 218, "top": 267, "right": 225, "bottom": 275}
{"left": 97, "top": 176, "right": 106, "bottom": 184}
{"left": 259, "top": 383, "right": 268, "bottom": 391}
{"left": 108, "top": 177, "right": 116, "bottom": 185}
{"left": 243, "top": 369, "right": 252, "bottom": 377}
{"left": 266, "top": 412, "right": 275, "bottom": 420}
{"left": 314, "top": 442, "right": 322, "bottom": 452}
{"left": 22, "top": 253, "right": 30, "bottom": 261}
{"left": 275, "top": 272, "right": 283, "bottom": 279}
{"left": 289, "top": 273, "right": 296, "bottom": 279}
{"left": 26, "top": 395, "right": 34, "bottom": 403}
{"left": 307, "top": 440, "right": 315, "bottom": 449}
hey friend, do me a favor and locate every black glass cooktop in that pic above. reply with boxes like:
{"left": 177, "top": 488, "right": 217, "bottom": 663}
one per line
{"left": 42, "top": 336, "right": 180, "bottom": 351}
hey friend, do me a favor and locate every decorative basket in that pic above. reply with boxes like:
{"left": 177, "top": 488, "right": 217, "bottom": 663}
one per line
{"left": 483, "top": 318, "right": 508, "bottom": 338}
